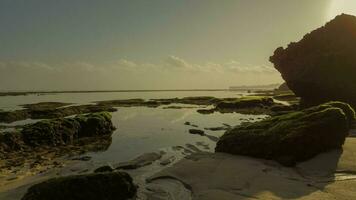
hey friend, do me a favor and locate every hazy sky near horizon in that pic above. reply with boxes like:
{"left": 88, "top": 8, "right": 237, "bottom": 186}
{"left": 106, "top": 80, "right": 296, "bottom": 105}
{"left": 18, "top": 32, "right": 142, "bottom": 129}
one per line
{"left": 1, "top": 0, "right": 356, "bottom": 91}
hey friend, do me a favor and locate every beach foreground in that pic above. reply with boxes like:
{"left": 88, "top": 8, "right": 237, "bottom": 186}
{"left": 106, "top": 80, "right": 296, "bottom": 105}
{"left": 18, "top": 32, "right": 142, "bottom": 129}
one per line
{"left": 146, "top": 138, "right": 356, "bottom": 200}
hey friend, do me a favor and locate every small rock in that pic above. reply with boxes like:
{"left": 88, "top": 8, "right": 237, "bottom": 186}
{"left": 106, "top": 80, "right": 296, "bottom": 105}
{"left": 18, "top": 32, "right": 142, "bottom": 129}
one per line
{"left": 94, "top": 165, "right": 114, "bottom": 173}
{"left": 115, "top": 152, "right": 162, "bottom": 170}
{"left": 189, "top": 129, "right": 205, "bottom": 136}
{"left": 160, "top": 156, "right": 175, "bottom": 166}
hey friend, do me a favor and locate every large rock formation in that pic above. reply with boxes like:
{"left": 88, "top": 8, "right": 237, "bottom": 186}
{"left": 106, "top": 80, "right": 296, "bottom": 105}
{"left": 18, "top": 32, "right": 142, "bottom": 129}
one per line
{"left": 215, "top": 102, "right": 355, "bottom": 166}
{"left": 270, "top": 14, "right": 356, "bottom": 107}
{"left": 21, "top": 172, "right": 137, "bottom": 200}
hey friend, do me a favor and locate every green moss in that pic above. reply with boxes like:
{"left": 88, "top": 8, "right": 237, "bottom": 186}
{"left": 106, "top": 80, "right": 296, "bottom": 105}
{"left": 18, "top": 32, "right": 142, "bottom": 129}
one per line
{"left": 216, "top": 101, "right": 353, "bottom": 166}
{"left": 20, "top": 112, "right": 115, "bottom": 147}
{"left": 215, "top": 96, "right": 274, "bottom": 110}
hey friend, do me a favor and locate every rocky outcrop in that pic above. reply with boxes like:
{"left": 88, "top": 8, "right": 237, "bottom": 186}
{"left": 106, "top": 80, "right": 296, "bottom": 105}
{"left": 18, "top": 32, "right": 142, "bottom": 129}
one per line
{"left": 21, "top": 172, "right": 137, "bottom": 200}
{"left": 197, "top": 96, "right": 281, "bottom": 115}
{"left": 0, "top": 112, "right": 115, "bottom": 169}
{"left": 216, "top": 102, "right": 355, "bottom": 166}
{"left": 20, "top": 112, "right": 115, "bottom": 147}
{"left": 270, "top": 14, "right": 356, "bottom": 108}
{"left": 215, "top": 96, "right": 274, "bottom": 109}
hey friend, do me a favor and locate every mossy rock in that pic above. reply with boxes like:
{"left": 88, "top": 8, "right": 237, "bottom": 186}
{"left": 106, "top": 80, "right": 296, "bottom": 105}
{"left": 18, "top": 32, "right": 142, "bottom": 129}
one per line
{"left": 21, "top": 172, "right": 137, "bottom": 200}
{"left": 215, "top": 96, "right": 274, "bottom": 110}
{"left": 21, "top": 112, "right": 115, "bottom": 147}
{"left": 0, "top": 132, "right": 24, "bottom": 153}
{"left": 216, "top": 102, "right": 355, "bottom": 166}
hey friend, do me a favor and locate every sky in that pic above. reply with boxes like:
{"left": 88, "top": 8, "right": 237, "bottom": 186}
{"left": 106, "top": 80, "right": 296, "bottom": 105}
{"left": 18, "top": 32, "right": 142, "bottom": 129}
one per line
{"left": 1, "top": 0, "right": 356, "bottom": 91}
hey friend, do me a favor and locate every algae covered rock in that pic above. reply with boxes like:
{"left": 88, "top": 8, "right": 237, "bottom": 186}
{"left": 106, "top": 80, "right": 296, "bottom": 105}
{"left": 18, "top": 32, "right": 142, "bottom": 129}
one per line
{"left": 0, "top": 131, "right": 24, "bottom": 152}
{"left": 20, "top": 112, "right": 115, "bottom": 147}
{"left": 215, "top": 96, "right": 274, "bottom": 110}
{"left": 21, "top": 172, "right": 137, "bottom": 200}
{"left": 270, "top": 14, "right": 356, "bottom": 108}
{"left": 216, "top": 102, "right": 355, "bottom": 166}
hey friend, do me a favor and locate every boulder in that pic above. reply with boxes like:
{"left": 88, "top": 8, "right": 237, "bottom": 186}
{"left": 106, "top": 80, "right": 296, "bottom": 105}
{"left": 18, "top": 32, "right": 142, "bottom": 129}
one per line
{"left": 0, "top": 112, "right": 115, "bottom": 150}
{"left": 270, "top": 14, "right": 356, "bottom": 108}
{"left": 216, "top": 102, "right": 355, "bottom": 166}
{"left": 21, "top": 172, "right": 137, "bottom": 200}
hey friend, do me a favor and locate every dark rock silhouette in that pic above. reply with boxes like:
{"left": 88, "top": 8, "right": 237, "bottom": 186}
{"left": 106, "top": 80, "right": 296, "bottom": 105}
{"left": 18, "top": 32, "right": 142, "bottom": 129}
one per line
{"left": 270, "top": 14, "right": 356, "bottom": 108}
{"left": 216, "top": 101, "right": 355, "bottom": 166}
{"left": 21, "top": 172, "right": 137, "bottom": 200}
{"left": 188, "top": 129, "right": 205, "bottom": 135}
{"left": 276, "top": 82, "right": 290, "bottom": 91}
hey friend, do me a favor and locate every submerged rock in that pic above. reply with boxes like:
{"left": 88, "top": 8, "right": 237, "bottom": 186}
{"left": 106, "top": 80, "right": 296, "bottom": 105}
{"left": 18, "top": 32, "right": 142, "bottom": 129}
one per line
{"left": 21, "top": 172, "right": 137, "bottom": 200}
{"left": 270, "top": 14, "right": 356, "bottom": 108}
{"left": 216, "top": 102, "right": 355, "bottom": 166}
{"left": 115, "top": 152, "right": 162, "bottom": 170}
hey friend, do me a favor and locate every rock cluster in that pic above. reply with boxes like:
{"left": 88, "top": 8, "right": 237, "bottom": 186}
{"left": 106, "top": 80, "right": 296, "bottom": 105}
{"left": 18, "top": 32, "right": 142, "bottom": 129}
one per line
{"left": 270, "top": 14, "right": 356, "bottom": 108}
{"left": 0, "top": 112, "right": 115, "bottom": 153}
{"left": 216, "top": 102, "right": 355, "bottom": 166}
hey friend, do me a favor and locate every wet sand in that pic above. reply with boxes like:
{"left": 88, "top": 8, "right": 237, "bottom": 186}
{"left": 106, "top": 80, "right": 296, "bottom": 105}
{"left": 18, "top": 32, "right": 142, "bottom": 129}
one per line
{"left": 146, "top": 138, "right": 356, "bottom": 200}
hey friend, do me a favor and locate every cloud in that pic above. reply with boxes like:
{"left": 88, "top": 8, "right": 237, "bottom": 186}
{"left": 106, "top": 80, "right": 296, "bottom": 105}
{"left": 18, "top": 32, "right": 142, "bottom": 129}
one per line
{"left": 221, "top": 60, "right": 276, "bottom": 74}
{"left": 164, "top": 56, "right": 190, "bottom": 68}
{"left": 162, "top": 56, "right": 277, "bottom": 74}
{"left": 0, "top": 57, "right": 281, "bottom": 90}
{"left": 0, "top": 57, "right": 278, "bottom": 74}
{"left": 0, "top": 61, "right": 54, "bottom": 71}
{"left": 116, "top": 59, "right": 138, "bottom": 68}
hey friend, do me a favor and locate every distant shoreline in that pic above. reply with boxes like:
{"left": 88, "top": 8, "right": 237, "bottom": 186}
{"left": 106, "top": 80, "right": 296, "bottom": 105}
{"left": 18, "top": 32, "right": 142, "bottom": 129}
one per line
{"left": 0, "top": 86, "right": 281, "bottom": 97}
{"left": 0, "top": 89, "right": 229, "bottom": 97}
